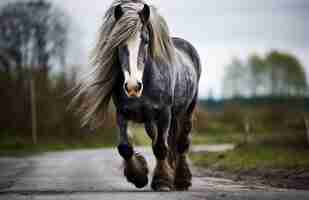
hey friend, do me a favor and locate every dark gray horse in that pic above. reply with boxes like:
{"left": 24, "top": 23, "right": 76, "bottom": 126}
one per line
{"left": 72, "top": 0, "right": 201, "bottom": 191}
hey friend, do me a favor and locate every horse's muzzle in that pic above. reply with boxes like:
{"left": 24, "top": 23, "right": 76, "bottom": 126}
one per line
{"left": 124, "top": 81, "right": 143, "bottom": 98}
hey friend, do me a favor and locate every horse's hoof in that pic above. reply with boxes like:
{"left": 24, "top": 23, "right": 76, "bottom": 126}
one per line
{"left": 151, "top": 180, "right": 173, "bottom": 192}
{"left": 174, "top": 156, "right": 192, "bottom": 191}
{"left": 151, "top": 160, "right": 174, "bottom": 192}
{"left": 125, "top": 171, "right": 148, "bottom": 188}
{"left": 124, "top": 152, "right": 149, "bottom": 188}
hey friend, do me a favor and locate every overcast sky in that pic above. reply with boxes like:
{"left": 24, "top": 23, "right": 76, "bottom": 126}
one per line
{"left": 35, "top": 0, "right": 309, "bottom": 97}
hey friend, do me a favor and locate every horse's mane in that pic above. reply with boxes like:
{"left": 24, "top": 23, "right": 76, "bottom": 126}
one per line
{"left": 71, "top": 0, "right": 175, "bottom": 128}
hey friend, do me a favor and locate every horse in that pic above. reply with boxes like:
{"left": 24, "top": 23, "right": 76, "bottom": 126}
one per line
{"left": 71, "top": 0, "right": 201, "bottom": 191}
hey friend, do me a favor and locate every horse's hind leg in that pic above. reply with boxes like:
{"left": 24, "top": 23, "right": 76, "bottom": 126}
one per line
{"left": 117, "top": 112, "right": 149, "bottom": 188}
{"left": 174, "top": 116, "right": 193, "bottom": 191}
{"left": 148, "top": 108, "right": 174, "bottom": 191}
{"left": 174, "top": 96, "right": 197, "bottom": 191}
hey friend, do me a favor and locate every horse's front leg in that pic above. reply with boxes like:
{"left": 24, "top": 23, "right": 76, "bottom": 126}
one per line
{"left": 117, "top": 112, "right": 149, "bottom": 188}
{"left": 150, "top": 107, "right": 174, "bottom": 191}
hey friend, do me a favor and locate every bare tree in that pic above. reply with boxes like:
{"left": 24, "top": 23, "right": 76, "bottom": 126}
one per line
{"left": 0, "top": 0, "right": 68, "bottom": 69}
{"left": 0, "top": 0, "right": 69, "bottom": 144}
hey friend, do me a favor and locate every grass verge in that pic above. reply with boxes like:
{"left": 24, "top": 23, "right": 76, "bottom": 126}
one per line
{"left": 0, "top": 129, "right": 118, "bottom": 156}
{"left": 191, "top": 144, "right": 309, "bottom": 171}
{"left": 0, "top": 142, "right": 114, "bottom": 157}
{"left": 190, "top": 142, "right": 309, "bottom": 189}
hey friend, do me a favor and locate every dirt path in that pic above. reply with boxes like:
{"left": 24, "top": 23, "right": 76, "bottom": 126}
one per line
{"left": 0, "top": 147, "right": 309, "bottom": 200}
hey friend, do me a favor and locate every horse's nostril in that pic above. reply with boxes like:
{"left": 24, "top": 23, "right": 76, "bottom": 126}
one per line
{"left": 137, "top": 82, "right": 143, "bottom": 91}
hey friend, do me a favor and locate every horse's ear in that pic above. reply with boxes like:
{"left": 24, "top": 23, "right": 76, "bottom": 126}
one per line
{"left": 139, "top": 4, "right": 150, "bottom": 24}
{"left": 114, "top": 5, "right": 123, "bottom": 21}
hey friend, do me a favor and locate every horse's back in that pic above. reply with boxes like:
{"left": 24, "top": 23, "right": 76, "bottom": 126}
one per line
{"left": 172, "top": 37, "right": 202, "bottom": 80}
{"left": 171, "top": 37, "right": 201, "bottom": 114}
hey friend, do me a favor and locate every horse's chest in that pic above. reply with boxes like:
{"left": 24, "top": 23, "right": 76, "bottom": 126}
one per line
{"left": 115, "top": 98, "right": 160, "bottom": 123}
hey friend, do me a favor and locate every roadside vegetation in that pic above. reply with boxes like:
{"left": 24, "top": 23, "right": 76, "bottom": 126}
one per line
{"left": 189, "top": 50, "right": 309, "bottom": 189}
{"left": 190, "top": 97, "right": 309, "bottom": 189}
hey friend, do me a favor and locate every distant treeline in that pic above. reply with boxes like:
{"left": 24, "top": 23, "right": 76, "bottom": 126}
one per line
{"left": 222, "top": 51, "right": 308, "bottom": 98}
{"left": 199, "top": 96, "right": 309, "bottom": 112}
{"left": 194, "top": 96, "right": 309, "bottom": 136}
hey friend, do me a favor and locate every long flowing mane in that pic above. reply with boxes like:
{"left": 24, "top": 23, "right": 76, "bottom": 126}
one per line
{"left": 71, "top": 0, "right": 175, "bottom": 128}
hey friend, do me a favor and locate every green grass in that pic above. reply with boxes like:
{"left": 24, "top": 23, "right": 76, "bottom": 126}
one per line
{"left": 192, "top": 132, "right": 244, "bottom": 145}
{"left": 131, "top": 126, "right": 242, "bottom": 146}
{"left": 133, "top": 125, "right": 309, "bottom": 171}
{"left": 191, "top": 128, "right": 309, "bottom": 171}
{"left": 0, "top": 141, "right": 114, "bottom": 157}
{"left": 0, "top": 126, "right": 150, "bottom": 156}
{"left": 191, "top": 144, "right": 309, "bottom": 172}
{"left": 131, "top": 126, "right": 152, "bottom": 146}
{"left": 0, "top": 129, "right": 118, "bottom": 156}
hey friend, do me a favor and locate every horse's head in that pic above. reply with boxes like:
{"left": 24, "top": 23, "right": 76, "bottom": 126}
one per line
{"left": 71, "top": 0, "right": 176, "bottom": 127}
{"left": 114, "top": 4, "right": 150, "bottom": 98}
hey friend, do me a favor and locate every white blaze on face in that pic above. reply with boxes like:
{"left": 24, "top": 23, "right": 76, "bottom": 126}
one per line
{"left": 123, "top": 30, "right": 144, "bottom": 97}
{"left": 126, "top": 31, "right": 142, "bottom": 81}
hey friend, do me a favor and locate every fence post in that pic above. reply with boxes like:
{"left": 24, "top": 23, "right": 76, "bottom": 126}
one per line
{"left": 30, "top": 70, "right": 37, "bottom": 145}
